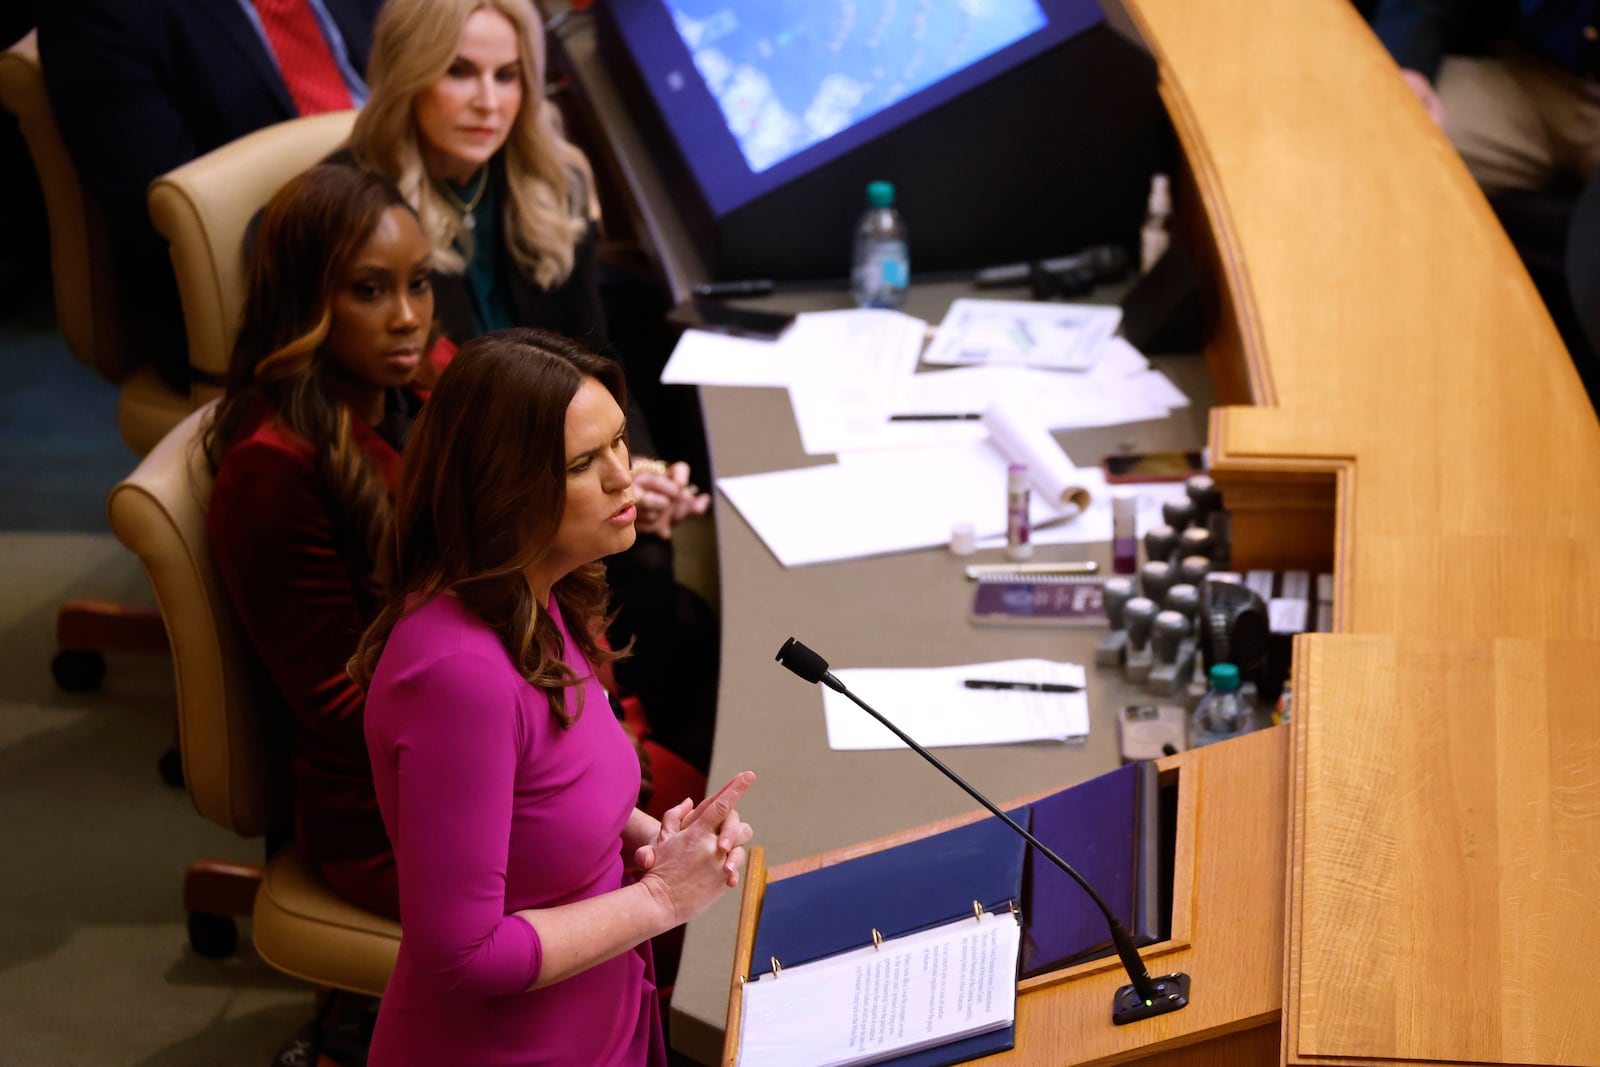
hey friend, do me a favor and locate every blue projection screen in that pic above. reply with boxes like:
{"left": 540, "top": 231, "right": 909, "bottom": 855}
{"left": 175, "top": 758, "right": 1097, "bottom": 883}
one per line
{"left": 611, "top": 0, "right": 1105, "bottom": 216}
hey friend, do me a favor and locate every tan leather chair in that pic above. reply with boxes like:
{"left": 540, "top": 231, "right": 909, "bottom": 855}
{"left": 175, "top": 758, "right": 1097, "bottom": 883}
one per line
{"left": 109, "top": 403, "right": 400, "bottom": 994}
{"left": 0, "top": 31, "right": 192, "bottom": 452}
{"left": 148, "top": 109, "right": 356, "bottom": 400}
{"left": 0, "top": 32, "right": 194, "bottom": 691}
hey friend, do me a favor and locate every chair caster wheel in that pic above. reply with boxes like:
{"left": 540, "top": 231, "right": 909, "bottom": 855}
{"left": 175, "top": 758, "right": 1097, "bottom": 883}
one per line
{"left": 188, "top": 911, "right": 239, "bottom": 959}
{"left": 51, "top": 649, "right": 106, "bottom": 692}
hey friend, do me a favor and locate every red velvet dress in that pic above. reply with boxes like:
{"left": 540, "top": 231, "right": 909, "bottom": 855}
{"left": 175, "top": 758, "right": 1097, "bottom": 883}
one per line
{"left": 208, "top": 401, "right": 407, "bottom": 917}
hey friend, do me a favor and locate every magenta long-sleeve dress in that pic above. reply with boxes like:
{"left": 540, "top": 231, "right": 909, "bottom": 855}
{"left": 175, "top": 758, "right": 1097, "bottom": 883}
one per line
{"left": 363, "top": 593, "right": 667, "bottom": 1066}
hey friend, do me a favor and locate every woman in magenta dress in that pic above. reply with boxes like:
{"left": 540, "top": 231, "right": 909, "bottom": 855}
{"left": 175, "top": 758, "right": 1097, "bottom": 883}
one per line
{"left": 351, "top": 330, "right": 755, "bottom": 1065}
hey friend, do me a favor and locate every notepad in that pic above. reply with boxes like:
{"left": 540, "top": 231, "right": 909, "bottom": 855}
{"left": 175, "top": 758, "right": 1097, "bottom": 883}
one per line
{"left": 737, "top": 911, "right": 1022, "bottom": 1067}
{"left": 969, "top": 575, "right": 1108, "bottom": 627}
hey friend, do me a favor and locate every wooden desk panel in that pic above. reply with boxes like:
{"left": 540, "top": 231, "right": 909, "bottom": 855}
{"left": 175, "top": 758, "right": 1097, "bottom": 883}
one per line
{"left": 1291, "top": 636, "right": 1600, "bottom": 1066}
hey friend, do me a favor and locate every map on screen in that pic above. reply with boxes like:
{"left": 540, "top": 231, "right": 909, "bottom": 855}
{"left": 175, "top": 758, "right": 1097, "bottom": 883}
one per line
{"left": 666, "top": 0, "right": 1049, "bottom": 174}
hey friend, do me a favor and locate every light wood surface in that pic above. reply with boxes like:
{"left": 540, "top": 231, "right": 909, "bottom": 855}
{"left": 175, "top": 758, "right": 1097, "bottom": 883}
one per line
{"left": 723, "top": 727, "right": 1290, "bottom": 1067}
{"left": 1118, "top": 0, "right": 1600, "bottom": 1064}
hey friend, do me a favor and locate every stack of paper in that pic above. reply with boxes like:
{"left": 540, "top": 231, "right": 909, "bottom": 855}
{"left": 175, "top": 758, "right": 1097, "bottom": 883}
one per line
{"left": 662, "top": 303, "right": 1196, "bottom": 567}
{"left": 716, "top": 404, "right": 1187, "bottom": 567}
{"left": 922, "top": 298, "right": 1120, "bottom": 371}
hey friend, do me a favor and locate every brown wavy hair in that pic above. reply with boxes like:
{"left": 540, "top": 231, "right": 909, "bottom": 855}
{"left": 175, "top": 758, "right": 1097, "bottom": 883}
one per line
{"left": 204, "top": 164, "right": 433, "bottom": 601}
{"left": 349, "top": 329, "right": 625, "bottom": 725}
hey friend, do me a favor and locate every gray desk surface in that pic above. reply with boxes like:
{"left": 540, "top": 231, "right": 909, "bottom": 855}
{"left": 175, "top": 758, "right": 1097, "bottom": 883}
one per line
{"left": 668, "top": 281, "right": 1217, "bottom": 1063}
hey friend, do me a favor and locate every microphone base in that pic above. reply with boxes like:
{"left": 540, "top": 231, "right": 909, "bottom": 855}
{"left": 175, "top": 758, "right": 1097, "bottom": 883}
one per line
{"left": 1111, "top": 972, "right": 1190, "bottom": 1026}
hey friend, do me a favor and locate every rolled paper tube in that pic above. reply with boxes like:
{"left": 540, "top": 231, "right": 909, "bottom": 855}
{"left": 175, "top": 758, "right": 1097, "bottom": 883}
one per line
{"left": 982, "top": 399, "right": 1092, "bottom": 512}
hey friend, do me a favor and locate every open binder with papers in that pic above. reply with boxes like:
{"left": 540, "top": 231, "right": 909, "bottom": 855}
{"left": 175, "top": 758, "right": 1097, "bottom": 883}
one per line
{"left": 737, "top": 906, "right": 1023, "bottom": 1067}
{"left": 729, "top": 763, "right": 1168, "bottom": 1066}
{"left": 737, "top": 817, "right": 1027, "bottom": 1067}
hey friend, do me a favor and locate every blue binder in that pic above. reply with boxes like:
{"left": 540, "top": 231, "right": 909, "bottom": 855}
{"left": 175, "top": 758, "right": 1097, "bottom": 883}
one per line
{"left": 1019, "top": 760, "right": 1161, "bottom": 977}
{"left": 747, "top": 814, "right": 1029, "bottom": 1066}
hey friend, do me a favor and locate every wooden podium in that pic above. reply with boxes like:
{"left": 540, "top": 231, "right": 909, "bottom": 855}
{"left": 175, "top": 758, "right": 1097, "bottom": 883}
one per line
{"left": 722, "top": 728, "right": 1289, "bottom": 1067}
{"left": 720, "top": 728, "right": 1285, "bottom": 1066}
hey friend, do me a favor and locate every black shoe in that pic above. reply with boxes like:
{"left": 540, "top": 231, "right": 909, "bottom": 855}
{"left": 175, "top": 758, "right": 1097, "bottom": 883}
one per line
{"left": 317, "top": 993, "right": 379, "bottom": 1067}
{"left": 271, "top": 1019, "right": 318, "bottom": 1067}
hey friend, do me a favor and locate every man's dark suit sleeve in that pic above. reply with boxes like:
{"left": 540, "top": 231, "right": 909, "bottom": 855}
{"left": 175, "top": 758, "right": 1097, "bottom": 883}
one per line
{"left": 35, "top": 0, "right": 198, "bottom": 222}
{"left": 1371, "top": 0, "right": 1486, "bottom": 81}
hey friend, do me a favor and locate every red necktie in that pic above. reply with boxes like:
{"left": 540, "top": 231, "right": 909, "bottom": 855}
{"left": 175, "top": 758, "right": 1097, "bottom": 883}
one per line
{"left": 253, "top": 0, "right": 355, "bottom": 116}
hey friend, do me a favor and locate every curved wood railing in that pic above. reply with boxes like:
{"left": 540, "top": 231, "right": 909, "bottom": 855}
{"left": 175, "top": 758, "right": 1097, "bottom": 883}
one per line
{"left": 1123, "top": 1, "right": 1600, "bottom": 1064}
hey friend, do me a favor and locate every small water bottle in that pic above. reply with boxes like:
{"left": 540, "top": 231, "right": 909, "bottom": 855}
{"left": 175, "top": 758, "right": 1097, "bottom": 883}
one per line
{"left": 851, "top": 180, "right": 909, "bottom": 308}
{"left": 1189, "top": 662, "right": 1254, "bottom": 748}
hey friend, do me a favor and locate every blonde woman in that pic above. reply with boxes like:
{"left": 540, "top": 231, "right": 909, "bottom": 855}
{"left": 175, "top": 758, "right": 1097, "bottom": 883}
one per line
{"left": 346, "top": 0, "right": 599, "bottom": 357}
{"left": 334, "top": 0, "right": 722, "bottom": 777}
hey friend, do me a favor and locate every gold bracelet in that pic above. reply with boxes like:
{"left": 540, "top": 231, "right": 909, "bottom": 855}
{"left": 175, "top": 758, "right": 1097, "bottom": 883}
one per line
{"left": 631, "top": 458, "right": 670, "bottom": 476}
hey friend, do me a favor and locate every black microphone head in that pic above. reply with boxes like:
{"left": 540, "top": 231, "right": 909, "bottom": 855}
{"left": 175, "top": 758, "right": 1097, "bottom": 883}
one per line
{"left": 775, "top": 637, "right": 831, "bottom": 684}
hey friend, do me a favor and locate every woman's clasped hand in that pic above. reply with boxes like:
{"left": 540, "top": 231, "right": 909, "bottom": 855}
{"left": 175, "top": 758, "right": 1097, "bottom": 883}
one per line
{"left": 632, "top": 771, "right": 756, "bottom": 919}
{"left": 631, "top": 460, "right": 710, "bottom": 540}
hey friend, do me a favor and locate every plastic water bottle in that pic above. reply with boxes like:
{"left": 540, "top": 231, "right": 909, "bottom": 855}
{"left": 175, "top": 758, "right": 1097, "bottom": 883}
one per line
{"left": 851, "top": 180, "right": 909, "bottom": 308}
{"left": 1139, "top": 172, "right": 1171, "bottom": 274}
{"left": 1189, "top": 662, "right": 1254, "bottom": 748}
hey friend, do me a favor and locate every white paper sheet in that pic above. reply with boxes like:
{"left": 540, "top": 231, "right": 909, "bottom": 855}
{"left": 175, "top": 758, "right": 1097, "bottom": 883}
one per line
{"left": 659, "top": 328, "right": 796, "bottom": 387}
{"left": 821, "top": 659, "right": 1089, "bottom": 750}
{"left": 717, "top": 441, "right": 1040, "bottom": 567}
{"left": 785, "top": 312, "right": 930, "bottom": 454}
{"left": 923, "top": 299, "right": 1121, "bottom": 370}
{"left": 660, "top": 308, "right": 926, "bottom": 388}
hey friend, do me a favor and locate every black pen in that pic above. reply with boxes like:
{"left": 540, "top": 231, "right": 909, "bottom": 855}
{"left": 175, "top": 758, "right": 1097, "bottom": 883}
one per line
{"left": 962, "top": 678, "right": 1084, "bottom": 693}
{"left": 888, "top": 412, "right": 983, "bottom": 422}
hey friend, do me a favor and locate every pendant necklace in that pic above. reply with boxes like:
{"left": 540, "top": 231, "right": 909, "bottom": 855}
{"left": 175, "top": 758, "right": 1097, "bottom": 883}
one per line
{"left": 438, "top": 167, "right": 488, "bottom": 231}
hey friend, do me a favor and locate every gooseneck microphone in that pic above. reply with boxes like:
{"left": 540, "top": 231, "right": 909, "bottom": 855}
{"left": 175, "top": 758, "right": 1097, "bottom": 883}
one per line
{"left": 775, "top": 637, "right": 1190, "bottom": 1026}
